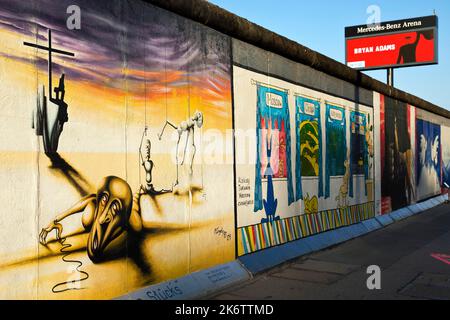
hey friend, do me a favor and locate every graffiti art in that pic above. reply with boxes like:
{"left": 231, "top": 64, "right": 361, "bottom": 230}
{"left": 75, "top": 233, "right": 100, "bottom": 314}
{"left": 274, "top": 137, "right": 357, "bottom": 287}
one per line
{"left": 233, "top": 67, "right": 375, "bottom": 256}
{"left": 295, "top": 96, "right": 323, "bottom": 200}
{"left": 380, "top": 95, "right": 415, "bottom": 214}
{"left": 0, "top": 0, "right": 234, "bottom": 299}
{"left": 441, "top": 126, "right": 450, "bottom": 189}
{"left": 325, "top": 104, "right": 347, "bottom": 199}
{"left": 416, "top": 118, "right": 441, "bottom": 200}
{"left": 254, "top": 84, "right": 294, "bottom": 213}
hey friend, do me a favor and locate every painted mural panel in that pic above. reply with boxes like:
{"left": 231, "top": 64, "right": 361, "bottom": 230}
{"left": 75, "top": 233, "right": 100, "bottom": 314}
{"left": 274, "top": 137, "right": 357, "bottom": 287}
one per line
{"left": 442, "top": 126, "right": 450, "bottom": 189}
{"left": 254, "top": 84, "right": 294, "bottom": 222}
{"left": 416, "top": 119, "right": 441, "bottom": 200}
{"left": 234, "top": 66, "right": 375, "bottom": 256}
{"left": 0, "top": 0, "right": 234, "bottom": 299}
{"left": 325, "top": 104, "right": 347, "bottom": 202}
{"left": 295, "top": 96, "right": 323, "bottom": 202}
{"left": 380, "top": 95, "right": 415, "bottom": 214}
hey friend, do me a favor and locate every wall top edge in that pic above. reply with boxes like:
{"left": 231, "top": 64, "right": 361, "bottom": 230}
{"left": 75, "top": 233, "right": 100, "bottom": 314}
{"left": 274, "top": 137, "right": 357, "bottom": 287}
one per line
{"left": 145, "top": 0, "right": 450, "bottom": 119}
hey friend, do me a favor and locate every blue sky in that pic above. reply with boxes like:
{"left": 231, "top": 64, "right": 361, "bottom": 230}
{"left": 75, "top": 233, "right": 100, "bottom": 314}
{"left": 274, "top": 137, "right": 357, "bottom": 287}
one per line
{"left": 209, "top": 0, "right": 449, "bottom": 109}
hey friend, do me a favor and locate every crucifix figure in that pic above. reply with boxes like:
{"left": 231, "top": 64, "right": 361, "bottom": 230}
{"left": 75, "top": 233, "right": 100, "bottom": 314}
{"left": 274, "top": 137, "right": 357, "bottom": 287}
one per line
{"left": 157, "top": 111, "right": 204, "bottom": 186}
{"left": 25, "top": 29, "right": 75, "bottom": 155}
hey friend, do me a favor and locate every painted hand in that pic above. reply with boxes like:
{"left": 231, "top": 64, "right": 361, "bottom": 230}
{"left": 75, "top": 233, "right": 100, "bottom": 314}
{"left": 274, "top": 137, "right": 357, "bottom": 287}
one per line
{"left": 39, "top": 220, "right": 63, "bottom": 245}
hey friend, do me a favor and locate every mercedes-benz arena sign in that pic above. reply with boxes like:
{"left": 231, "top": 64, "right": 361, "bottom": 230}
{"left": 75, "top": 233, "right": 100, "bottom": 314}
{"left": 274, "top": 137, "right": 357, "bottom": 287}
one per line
{"left": 345, "top": 15, "right": 438, "bottom": 70}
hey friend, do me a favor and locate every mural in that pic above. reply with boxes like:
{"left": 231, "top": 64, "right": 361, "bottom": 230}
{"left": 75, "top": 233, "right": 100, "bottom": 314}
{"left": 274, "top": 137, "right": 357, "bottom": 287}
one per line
{"left": 349, "top": 111, "right": 369, "bottom": 199}
{"left": 254, "top": 84, "right": 294, "bottom": 217}
{"left": 380, "top": 95, "right": 415, "bottom": 214}
{"left": 295, "top": 96, "right": 323, "bottom": 201}
{"left": 0, "top": 0, "right": 234, "bottom": 299}
{"left": 233, "top": 67, "right": 375, "bottom": 257}
{"left": 442, "top": 126, "right": 450, "bottom": 189}
{"left": 325, "top": 104, "right": 347, "bottom": 201}
{"left": 1, "top": 0, "right": 448, "bottom": 301}
{"left": 416, "top": 119, "right": 441, "bottom": 200}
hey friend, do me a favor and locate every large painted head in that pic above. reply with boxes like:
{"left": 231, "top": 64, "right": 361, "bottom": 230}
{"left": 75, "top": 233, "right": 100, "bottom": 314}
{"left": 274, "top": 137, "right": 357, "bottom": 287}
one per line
{"left": 87, "top": 176, "right": 132, "bottom": 262}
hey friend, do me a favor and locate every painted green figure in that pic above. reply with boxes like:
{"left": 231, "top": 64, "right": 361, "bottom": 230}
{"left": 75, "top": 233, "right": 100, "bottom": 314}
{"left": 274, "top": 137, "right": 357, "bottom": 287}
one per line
{"left": 300, "top": 120, "right": 320, "bottom": 176}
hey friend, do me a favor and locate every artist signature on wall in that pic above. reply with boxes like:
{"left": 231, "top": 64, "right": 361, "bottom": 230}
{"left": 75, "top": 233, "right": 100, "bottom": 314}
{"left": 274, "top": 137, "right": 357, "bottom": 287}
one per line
{"left": 214, "top": 227, "right": 232, "bottom": 241}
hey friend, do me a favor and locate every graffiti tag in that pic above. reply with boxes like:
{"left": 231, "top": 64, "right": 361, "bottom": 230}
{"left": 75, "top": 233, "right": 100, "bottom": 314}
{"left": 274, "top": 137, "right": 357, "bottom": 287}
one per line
{"left": 214, "top": 227, "right": 232, "bottom": 241}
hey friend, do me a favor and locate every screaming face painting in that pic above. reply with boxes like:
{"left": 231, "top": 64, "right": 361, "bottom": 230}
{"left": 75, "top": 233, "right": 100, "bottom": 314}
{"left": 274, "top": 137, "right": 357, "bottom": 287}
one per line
{"left": 39, "top": 176, "right": 140, "bottom": 263}
{"left": 0, "top": 0, "right": 234, "bottom": 299}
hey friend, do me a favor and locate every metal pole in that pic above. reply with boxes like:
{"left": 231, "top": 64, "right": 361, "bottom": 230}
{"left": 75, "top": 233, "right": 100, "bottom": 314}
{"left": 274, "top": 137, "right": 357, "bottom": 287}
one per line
{"left": 387, "top": 68, "right": 394, "bottom": 87}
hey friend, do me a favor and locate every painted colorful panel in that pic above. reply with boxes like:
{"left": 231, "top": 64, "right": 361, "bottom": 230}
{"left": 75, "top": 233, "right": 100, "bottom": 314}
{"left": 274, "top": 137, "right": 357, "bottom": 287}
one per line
{"left": 349, "top": 111, "right": 370, "bottom": 199}
{"left": 380, "top": 95, "right": 415, "bottom": 214}
{"left": 233, "top": 66, "right": 375, "bottom": 256}
{"left": 416, "top": 119, "right": 441, "bottom": 200}
{"left": 0, "top": 0, "right": 234, "bottom": 299}
{"left": 350, "top": 112, "right": 368, "bottom": 175}
{"left": 325, "top": 104, "right": 347, "bottom": 199}
{"left": 442, "top": 126, "right": 450, "bottom": 188}
{"left": 254, "top": 85, "right": 294, "bottom": 215}
{"left": 237, "top": 202, "right": 375, "bottom": 256}
{"left": 295, "top": 96, "right": 323, "bottom": 201}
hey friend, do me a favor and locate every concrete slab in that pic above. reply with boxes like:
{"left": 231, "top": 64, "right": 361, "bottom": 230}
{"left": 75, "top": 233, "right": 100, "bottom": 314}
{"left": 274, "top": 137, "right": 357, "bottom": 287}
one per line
{"left": 436, "top": 195, "right": 446, "bottom": 203}
{"left": 192, "top": 261, "right": 251, "bottom": 297}
{"left": 389, "top": 211, "right": 403, "bottom": 221}
{"left": 361, "top": 218, "right": 383, "bottom": 232}
{"left": 375, "top": 214, "right": 395, "bottom": 226}
{"left": 121, "top": 275, "right": 200, "bottom": 300}
{"left": 421, "top": 200, "right": 433, "bottom": 210}
{"left": 329, "top": 227, "right": 354, "bottom": 243}
{"left": 346, "top": 223, "right": 369, "bottom": 238}
{"left": 390, "top": 207, "right": 411, "bottom": 221}
{"left": 301, "top": 233, "right": 334, "bottom": 252}
{"left": 399, "top": 273, "right": 450, "bottom": 300}
{"left": 428, "top": 197, "right": 440, "bottom": 206}
{"left": 120, "top": 261, "right": 251, "bottom": 300}
{"left": 271, "top": 268, "right": 342, "bottom": 284}
{"left": 238, "top": 254, "right": 265, "bottom": 274}
{"left": 228, "top": 275, "right": 328, "bottom": 300}
{"left": 415, "top": 202, "right": 426, "bottom": 212}
{"left": 280, "top": 240, "right": 313, "bottom": 261}
{"left": 407, "top": 204, "right": 421, "bottom": 214}
{"left": 292, "top": 259, "right": 360, "bottom": 275}
{"left": 239, "top": 245, "right": 291, "bottom": 274}
{"left": 398, "top": 207, "right": 412, "bottom": 218}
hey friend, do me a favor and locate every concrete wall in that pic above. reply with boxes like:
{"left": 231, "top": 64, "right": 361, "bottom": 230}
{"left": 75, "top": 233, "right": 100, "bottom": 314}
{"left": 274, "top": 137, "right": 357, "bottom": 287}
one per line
{"left": 233, "top": 41, "right": 376, "bottom": 255}
{"left": 0, "top": 0, "right": 235, "bottom": 299}
{"left": 0, "top": 0, "right": 448, "bottom": 299}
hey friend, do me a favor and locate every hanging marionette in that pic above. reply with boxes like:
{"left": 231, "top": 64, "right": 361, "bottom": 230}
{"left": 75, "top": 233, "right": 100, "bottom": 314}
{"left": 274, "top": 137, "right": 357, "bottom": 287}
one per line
{"left": 157, "top": 111, "right": 204, "bottom": 186}
{"left": 139, "top": 126, "right": 173, "bottom": 195}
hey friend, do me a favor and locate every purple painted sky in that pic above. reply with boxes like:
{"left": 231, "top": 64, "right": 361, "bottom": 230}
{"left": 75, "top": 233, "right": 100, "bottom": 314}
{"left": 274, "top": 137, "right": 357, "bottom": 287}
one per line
{"left": 0, "top": 0, "right": 231, "bottom": 97}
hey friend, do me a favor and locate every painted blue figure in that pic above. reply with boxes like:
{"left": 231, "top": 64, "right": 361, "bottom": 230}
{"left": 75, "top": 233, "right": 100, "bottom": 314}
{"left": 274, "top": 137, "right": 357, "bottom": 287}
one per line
{"left": 261, "top": 136, "right": 280, "bottom": 224}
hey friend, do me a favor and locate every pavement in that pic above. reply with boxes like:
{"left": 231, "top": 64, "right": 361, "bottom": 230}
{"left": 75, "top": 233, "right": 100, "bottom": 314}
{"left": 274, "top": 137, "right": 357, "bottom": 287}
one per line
{"left": 208, "top": 203, "right": 450, "bottom": 300}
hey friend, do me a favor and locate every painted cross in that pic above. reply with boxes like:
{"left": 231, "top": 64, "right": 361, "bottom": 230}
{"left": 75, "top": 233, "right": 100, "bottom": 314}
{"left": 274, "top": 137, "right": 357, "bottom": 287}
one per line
{"left": 23, "top": 29, "right": 75, "bottom": 99}
{"left": 24, "top": 29, "right": 75, "bottom": 155}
